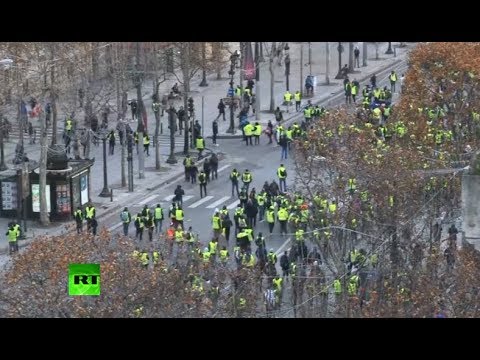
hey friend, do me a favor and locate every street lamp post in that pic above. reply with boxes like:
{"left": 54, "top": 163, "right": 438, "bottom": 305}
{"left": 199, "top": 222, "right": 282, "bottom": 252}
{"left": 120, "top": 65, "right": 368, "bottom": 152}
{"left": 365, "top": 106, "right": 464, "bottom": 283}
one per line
{"left": 226, "top": 51, "right": 239, "bottom": 134}
{"left": 166, "top": 106, "right": 177, "bottom": 164}
{"left": 284, "top": 43, "right": 290, "bottom": 91}
{"left": 385, "top": 42, "right": 393, "bottom": 54}
{"left": 98, "top": 129, "right": 111, "bottom": 197}
{"left": 127, "top": 131, "right": 134, "bottom": 192}
{"left": 335, "top": 42, "right": 345, "bottom": 79}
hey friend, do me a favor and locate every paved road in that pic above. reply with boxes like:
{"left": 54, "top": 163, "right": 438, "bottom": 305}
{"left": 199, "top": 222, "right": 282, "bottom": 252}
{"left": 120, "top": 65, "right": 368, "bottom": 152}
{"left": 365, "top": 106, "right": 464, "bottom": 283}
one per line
{"left": 100, "top": 58, "right": 409, "bottom": 259}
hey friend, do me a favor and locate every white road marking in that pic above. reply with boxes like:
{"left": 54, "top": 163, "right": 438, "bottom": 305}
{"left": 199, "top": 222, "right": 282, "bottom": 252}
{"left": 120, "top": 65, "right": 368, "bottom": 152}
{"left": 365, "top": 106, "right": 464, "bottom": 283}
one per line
{"left": 275, "top": 237, "right": 292, "bottom": 256}
{"left": 217, "top": 164, "right": 231, "bottom": 173}
{"left": 180, "top": 195, "right": 194, "bottom": 203}
{"left": 108, "top": 222, "right": 123, "bottom": 231}
{"left": 138, "top": 194, "right": 159, "bottom": 205}
{"left": 188, "top": 196, "right": 213, "bottom": 208}
{"left": 163, "top": 194, "right": 176, "bottom": 202}
{"left": 226, "top": 199, "right": 240, "bottom": 210}
{"left": 206, "top": 196, "right": 231, "bottom": 209}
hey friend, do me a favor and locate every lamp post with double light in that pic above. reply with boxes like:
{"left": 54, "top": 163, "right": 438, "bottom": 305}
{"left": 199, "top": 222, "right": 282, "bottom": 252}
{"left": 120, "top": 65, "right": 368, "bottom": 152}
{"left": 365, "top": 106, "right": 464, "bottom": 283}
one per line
{"left": 226, "top": 50, "right": 240, "bottom": 134}
{"left": 97, "top": 128, "right": 111, "bottom": 197}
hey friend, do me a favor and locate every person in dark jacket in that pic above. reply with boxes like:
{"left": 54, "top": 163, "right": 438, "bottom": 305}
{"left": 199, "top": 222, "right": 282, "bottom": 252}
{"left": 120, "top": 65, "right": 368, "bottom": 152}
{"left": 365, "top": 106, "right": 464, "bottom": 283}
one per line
{"left": 203, "top": 158, "right": 211, "bottom": 183}
{"left": 174, "top": 185, "right": 185, "bottom": 207}
{"left": 216, "top": 99, "right": 226, "bottom": 121}
{"left": 210, "top": 153, "right": 219, "bottom": 180}
{"left": 222, "top": 214, "right": 233, "bottom": 243}
{"left": 245, "top": 198, "right": 258, "bottom": 228}
{"left": 280, "top": 251, "right": 290, "bottom": 278}
{"left": 212, "top": 120, "right": 219, "bottom": 146}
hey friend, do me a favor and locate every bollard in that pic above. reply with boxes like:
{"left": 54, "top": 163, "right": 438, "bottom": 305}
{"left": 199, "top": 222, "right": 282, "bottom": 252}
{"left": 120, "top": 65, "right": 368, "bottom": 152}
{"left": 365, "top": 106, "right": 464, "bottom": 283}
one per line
{"left": 110, "top": 188, "right": 113, "bottom": 202}
{"left": 160, "top": 122, "right": 163, "bottom": 134}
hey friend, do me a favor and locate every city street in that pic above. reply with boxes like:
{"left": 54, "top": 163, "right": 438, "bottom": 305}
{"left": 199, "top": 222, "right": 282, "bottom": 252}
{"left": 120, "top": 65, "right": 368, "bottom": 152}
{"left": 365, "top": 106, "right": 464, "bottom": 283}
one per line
{"left": 0, "top": 42, "right": 411, "bottom": 260}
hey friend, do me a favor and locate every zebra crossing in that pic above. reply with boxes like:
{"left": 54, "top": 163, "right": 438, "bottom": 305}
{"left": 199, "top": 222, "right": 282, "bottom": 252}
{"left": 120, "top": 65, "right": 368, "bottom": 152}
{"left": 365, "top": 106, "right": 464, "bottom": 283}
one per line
{"left": 107, "top": 164, "right": 232, "bottom": 232}
{"left": 135, "top": 193, "right": 238, "bottom": 210}
{"left": 6, "top": 126, "right": 186, "bottom": 147}
{"left": 108, "top": 193, "right": 240, "bottom": 232}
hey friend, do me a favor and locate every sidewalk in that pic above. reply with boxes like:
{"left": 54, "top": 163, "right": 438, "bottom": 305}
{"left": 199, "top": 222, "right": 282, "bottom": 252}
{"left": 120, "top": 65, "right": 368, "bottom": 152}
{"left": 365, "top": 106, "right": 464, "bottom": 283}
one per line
{"left": 0, "top": 42, "right": 414, "bottom": 254}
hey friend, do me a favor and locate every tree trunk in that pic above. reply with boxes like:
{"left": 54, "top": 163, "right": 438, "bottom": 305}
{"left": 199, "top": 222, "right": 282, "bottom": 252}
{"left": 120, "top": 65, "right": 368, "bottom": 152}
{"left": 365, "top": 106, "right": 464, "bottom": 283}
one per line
{"left": 182, "top": 44, "right": 191, "bottom": 156}
{"left": 91, "top": 42, "right": 100, "bottom": 80}
{"left": 50, "top": 44, "right": 57, "bottom": 146}
{"left": 255, "top": 42, "right": 261, "bottom": 120}
{"left": 213, "top": 42, "right": 222, "bottom": 80}
{"left": 105, "top": 43, "right": 114, "bottom": 80}
{"left": 325, "top": 42, "right": 330, "bottom": 85}
{"left": 39, "top": 96, "right": 49, "bottom": 226}
{"left": 362, "top": 42, "right": 368, "bottom": 67}
{"left": 348, "top": 42, "right": 354, "bottom": 72}
{"left": 239, "top": 42, "right": 245, "bottom": 111}
{"left": 300, "top": 43, "right": 304, "bottom": 97}
{"left": 136, "top": 42, "right": 145, "bottom": 180}
{"left": 115, "top": 51, "right": 127, "bottom": 187}
{"left": 269, "top": 56, "right": 275, "bottom": 112}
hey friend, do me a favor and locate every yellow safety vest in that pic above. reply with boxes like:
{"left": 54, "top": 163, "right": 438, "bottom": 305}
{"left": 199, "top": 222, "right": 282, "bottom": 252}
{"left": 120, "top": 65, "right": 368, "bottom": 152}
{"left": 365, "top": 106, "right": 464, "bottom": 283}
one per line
{"left": 175, "top": 209, "right": 184, "bottom": 221}
{"left": 85, "top": 206, "right": 95, "bottom": 219}
{"left": 196, "top": 138, "right": 205, "bottom": 150}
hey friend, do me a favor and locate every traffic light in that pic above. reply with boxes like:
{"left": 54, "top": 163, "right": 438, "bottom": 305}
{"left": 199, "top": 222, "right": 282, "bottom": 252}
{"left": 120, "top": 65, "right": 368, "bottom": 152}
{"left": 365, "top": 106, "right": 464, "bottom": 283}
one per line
{"left": 188, "top": 97, "right": 194, "bottom": 117}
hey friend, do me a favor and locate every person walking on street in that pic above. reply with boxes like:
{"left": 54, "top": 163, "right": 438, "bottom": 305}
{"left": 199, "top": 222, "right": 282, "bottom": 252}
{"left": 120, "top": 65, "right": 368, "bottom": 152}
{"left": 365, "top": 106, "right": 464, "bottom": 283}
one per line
{"left": 196, "top": 135, "right": 205, "bottom": 160}
{"left": 85, "top": 202, "right": 96, "bottom": 233}
{"left": 91, "top": 217, "right": 98, "bottom": 236}
{"left": 210, "top": 153, "right": 219, "bottom": 180}
{"left": 274, "top": 107, "right": 284, "bottom": 123}
{"left": 145, "top": 215, "right": 155, "bottom": 241}
{"left": 190, "top": 163, "right": 198, "bottom": 184}
{"left": 242, "top": 169, "right": 253, "bottom": 193}
{"left": 277, "top": 164, "right": 287, "bottom": 193}
{"left": 294, "top": 91, "right": 302, "bottom": 112}
{"left": 120, "top": 207, "right": 131, "bottom": 236}
{"left": 212, "top": 119, "right": 219, "bottom": 146}
{"left": 74, "top": 206, "right": 84, "bottom": 234}
{"left": 389, "top": 70, "right": 398, "bottom": 93}
{"left": 199, "top": 170, "right": 208, "bottom": 198}
{"left": 280, "top": 251, "right": 290, "bottom": 278}
{"left": 129, "top": 100, "right": 138, "bottom": 120}
{"left": 154, "top": 204, "right": 164, "bottom": 234}
{"left": 354, "top": 46, "right": 360, "bottom": 68}
{"left": 143, "top": 132, "right": 150, "bottom": 156}
{"left": 6, "top": 222, "right": 19, "bottom": 255}
{"left": 230, "top": 168, "right": 240, "bottom": 197}
{"left": 266, "top": 206, "right": 276, "bottom": 234}
{"left": 279, "top": 134, "right": 288, "bottom": 160}
{"left": 134, "top": 212, "right": 144, "bottom": 241}
{"left": 266, "top": 120, "right": 274, "bottom": 144}
{"left": 183, "top": 154, "right": 193, "bottom": 182}
{"left": 203, "top": 158, "right": 211, "bottom": 183}
{"left": 174, "top": 185, "right": 185, "bottom": 206}
{"left": 222, "top": 214, "right": 233, "bottom": 243}
{"left": 345, "top": 80, "right": 352, "bottom": 105}
{"left": 216, "top": 99, "right": 226, "bottom": 121}
{"left": 370, "top": 74, "right": 377, "bottom": 89}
